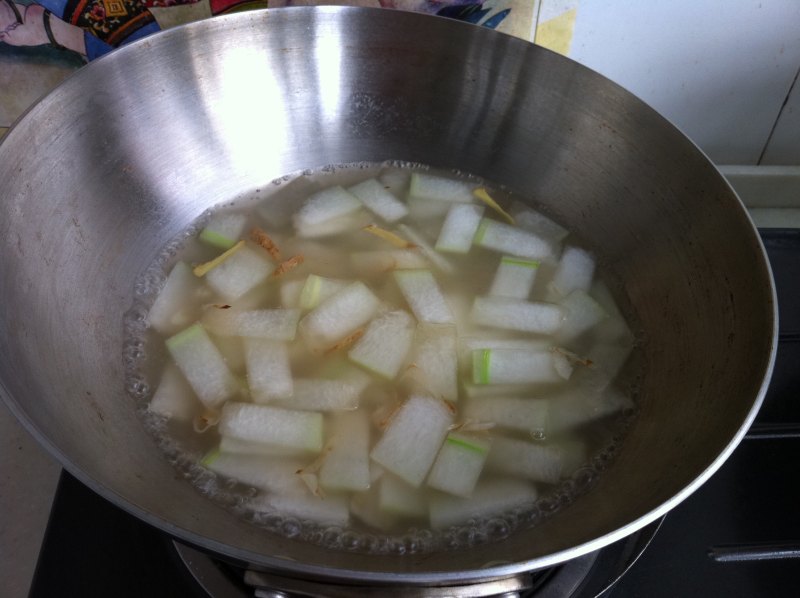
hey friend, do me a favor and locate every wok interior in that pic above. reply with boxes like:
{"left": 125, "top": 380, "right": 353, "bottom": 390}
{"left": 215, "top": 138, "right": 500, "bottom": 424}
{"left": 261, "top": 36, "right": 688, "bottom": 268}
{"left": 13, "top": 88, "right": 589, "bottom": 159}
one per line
{"left": 0, "top": 7, "right": 774, "bottom": 583}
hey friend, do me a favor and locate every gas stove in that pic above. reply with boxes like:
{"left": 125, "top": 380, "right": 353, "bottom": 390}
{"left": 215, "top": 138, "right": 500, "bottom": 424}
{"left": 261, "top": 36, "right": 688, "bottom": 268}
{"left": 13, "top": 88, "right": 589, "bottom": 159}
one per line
{"left": 28, "top": 227, "right": 799, "bottom": 598}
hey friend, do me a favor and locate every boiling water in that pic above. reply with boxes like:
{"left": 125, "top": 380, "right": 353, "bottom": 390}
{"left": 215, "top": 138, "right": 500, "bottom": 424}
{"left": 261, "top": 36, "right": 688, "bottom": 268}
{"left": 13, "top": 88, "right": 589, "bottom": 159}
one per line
{"left": 123, "top": 161, "right": 639, "bottom": 555}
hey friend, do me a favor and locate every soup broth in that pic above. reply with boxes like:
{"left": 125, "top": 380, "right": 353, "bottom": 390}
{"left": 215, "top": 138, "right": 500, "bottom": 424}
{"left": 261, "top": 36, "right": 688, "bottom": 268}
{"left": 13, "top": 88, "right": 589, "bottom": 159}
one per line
{"left": 125, "top": 162, "right": 638, "bottom": 554}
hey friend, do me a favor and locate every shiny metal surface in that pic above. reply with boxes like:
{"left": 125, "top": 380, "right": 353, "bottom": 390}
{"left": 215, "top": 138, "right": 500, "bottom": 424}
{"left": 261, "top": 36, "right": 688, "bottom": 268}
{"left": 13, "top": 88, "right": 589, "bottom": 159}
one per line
{"left": 0, "top": 5, "right": 776, "bottom": 586}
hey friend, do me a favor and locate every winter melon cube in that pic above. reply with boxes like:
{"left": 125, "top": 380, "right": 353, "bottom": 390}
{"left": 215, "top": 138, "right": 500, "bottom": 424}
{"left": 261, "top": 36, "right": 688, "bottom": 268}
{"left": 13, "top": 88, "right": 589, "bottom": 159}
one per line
{"left": 293, "top": 185, "right": 362, "bottom": 229}
{"left": 429, "top": 477, "right": 537, "bottom": 529}
{"left": 165, "top": 323, "right": 239, "bottom": 410}
{"left": 394, "top": 269, "right": 454, "bottom": 325}
{"left": 199, "top": 212, "right": 247, "bottom": 250}
{"left": 350, "top": 249, "right": 429, "bottom": 276}
{"left": 464, "top": 397, "right": 549, "bottom": 439}
{"left": 148, "top": 262, "right": 202, "bottom": 334}
{"left": 557, "top": 290, "right": 608, "bottom": 343}
{"left": 404, "top": 324, "right": 458, "bottom": 401}
{"left": 218, "top": 435, "right": 313, "bottom": 458}
{"left": 427, "top": 433, "right": 491, "bottom": 497}
{"left": 348, "top": 309, "right": 415, "bottom": 380}
{"left": 351, "top": 486, "right": 398, "bottom": 531}
{"left": 486, "top": 436, "right": 563, "bottom": 484}
{"left": 219, "top": 402, "right": 323, "bottom": 452}
{"left": 244, "top": 338, "right": 292, "bottom": 402}
{"left": 379, "top": 473, "right": 429, "bottom": 518}
{"left": 205, "top": 244, "right": 275, "bottom": 301}
{"left": 298, "top": 281, "right": 381, "bottom": 352}
{"left": 280, "top": 279, "right": 305, "bottom": 308}
{"left": 470, "top": 296, "right": 565, "bottom": 335}
{"left": 209, "top": 333, "right": 245, "bottom": 374}
{"left": 473, "top": 218, "right": 557, "bottom": 262}
{"left": 202, "top": 308, "right": 300, "bottom": 341}
{"left": 489, "top": 256, "right": 540, "bottom": 299}
{"left": 509, "top": 201, "right": 569, "bottom": 242}
{"left": 549, "top": 246, "right": 596, "bottom": 298}
{"left": 295, "top": 209, "right": 372, "bottom": 238}
{"left": 202, "top": 451, "right": 307, "bottom": 495}
{"left": 348, "top": 178, "right": 409, "bottom": 223}
{"left": 319, "top": 411, "right": 371, "bottom": 492}
{"left": 457, "top": 337, "right": 552, "bottom": 371}
{"left": 148, "top": 363, "right": 199, "bottom": 421}
{"left": 434, "top": 204, "right": 485, "bottom": 254}
{"left": 370, "top": 395, "right": 453, "bottom": 487}
{"left": 299, "top": 275, "right": 349, "bottom": 311}
{"left": 548, "top": 386, "right": 634, "bottom": 435}
{"left": 274, "top": 378, "right": 362, "bottom": 412}
{"left": 397, "top": 224, "right": 454, "bottom": 274}
{"left": 472, "top": 349, "right": 567, "bottom": 385}
{"left": 408, "top": 173, "right": 474, "bottom": 203}
{"left": 251, "top": 493, "right": 350, "bottom": 526}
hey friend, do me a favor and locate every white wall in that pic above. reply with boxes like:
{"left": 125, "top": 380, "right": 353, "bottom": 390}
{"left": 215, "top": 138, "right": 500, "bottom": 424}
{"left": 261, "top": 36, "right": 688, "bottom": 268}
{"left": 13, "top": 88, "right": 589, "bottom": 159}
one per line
{"left": 538, "top": 1, "right": 800, "bottom": 165}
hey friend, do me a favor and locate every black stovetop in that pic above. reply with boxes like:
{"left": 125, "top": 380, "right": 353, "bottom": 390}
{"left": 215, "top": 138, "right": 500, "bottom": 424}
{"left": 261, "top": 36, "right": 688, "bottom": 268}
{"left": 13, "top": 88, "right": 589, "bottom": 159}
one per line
{"left": 29, "top": 229, "right": 800, "bottom": 598}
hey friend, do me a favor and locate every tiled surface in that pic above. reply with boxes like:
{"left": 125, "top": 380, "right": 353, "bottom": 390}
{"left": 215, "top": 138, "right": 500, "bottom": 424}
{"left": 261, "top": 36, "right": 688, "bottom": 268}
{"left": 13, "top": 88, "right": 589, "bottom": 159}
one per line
{"left": 0, "top": 404, "right": 60, "bottom": 598}
{"left": 0, "top": 45, "right": 83, "bottom": 127}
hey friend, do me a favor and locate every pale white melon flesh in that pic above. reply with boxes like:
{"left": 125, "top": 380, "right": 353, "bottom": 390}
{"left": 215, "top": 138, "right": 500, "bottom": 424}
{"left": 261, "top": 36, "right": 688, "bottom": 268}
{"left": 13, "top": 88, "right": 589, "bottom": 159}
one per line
{"left": 319, "top": 411, "right": 371, "bottom": 492}
{"left": 394, "top": 269, "right": 454, "bottom": 325}
{"left": 379, "top": 473, "right": 428, "bottom": 518}
{"left": 509, "top": 201, "right": 569, "bottom": 242}
{"left": 548, "top": 385, "right": 634, "bottom": 435}
{"left": 244, "top": 338, "right": 293, "bottom": 402}
{"left": 408, "top": 173, "right": 475, "bottom": 204}
{"left": 205, "top": 245, "right": 275, "bottom": 301}
{"left": 348, "top": 177, "right": 409, "bottom": 223}
{"left": 199, "top": 212, "right": 247, "bottom": 250}
{"left": 435, "top": 203, "right": 485, "bottom": 254}
{"left": 298, "top": 281, "right": 381, "bottom": 352}
{"left": 426, "top": 433, "right": 491, "bottom": 498}
{"left": 280, "top": 279, "right": 305, "bottom": 308}
{"left": 471, "top": 348, "right": 567, "bottom": 385}
{"left": 429, "top": 477, "right": 537, "bottom": 529}
{"left": 396, "top": 224, "right": 454, "bottom": 274}
{"left": 370, "top": 395, "right": 454, "bottom": 487}
{"left": 350, "top": 249, "right": 429, "bottom": 276}
{"left": 489, "top": 256, "right": 540, "bottom": 299}
{"left": 549, "top": 246, "right": 596, "bottom": 298}
{"left": 275, "top": 378, "right": 362, "bottom": 412}
{"left": 473, "top": 218, "right": 557, "bottom": 262}
{"left": 218, "top": 435, "right": 312, "bottom": 458}
{"left": 457, "top": 336, "right": 552, "bottom": 371}
{"left": 148, "top": 363, "right": 199, "bottom": 421}
{"left": 219, "top": 402, "right": 323, "bottom": 452}
{"left": 404, "top": 324, "right": 458, "bottom": 401}
{"left": 557, "top": 290, "right": 608, "bottom": 343}
{"left": 251, "top": 493, "right": 350, "bottom": 526}
{"left": 348, "top": 310, "right": 415, "bottom": 380}
{"left": 463, "top": 397, "right": 549, "bottom": 439}
{"left": 486, "top": 436, "right": 563, "bottom": 484}
{"left": 470, "top": 296, "right": 565, "bottom": 335}
{"left": 293, "top": 185, "right": 362, "bottom": 229}
{"left": 165, "top": 323, "right": 239, "bottom": 409}
{"left": 202, "top": 308, "right": 300, "bottom": 340}
{"left": 203, "top": 452, "right": 307, "bottom": 495}
{"left": 298, "top": 275, "right": 350, "bottom": 311}
{"left": 148, "top": 262, "right": 203, "bottom": 334}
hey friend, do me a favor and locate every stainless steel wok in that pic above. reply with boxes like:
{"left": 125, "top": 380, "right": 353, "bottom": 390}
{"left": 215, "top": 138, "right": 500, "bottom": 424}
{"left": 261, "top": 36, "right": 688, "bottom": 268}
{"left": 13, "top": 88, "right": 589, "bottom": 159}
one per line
{"left": 0, "top": 6, "right": 776, "bottom": 586}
